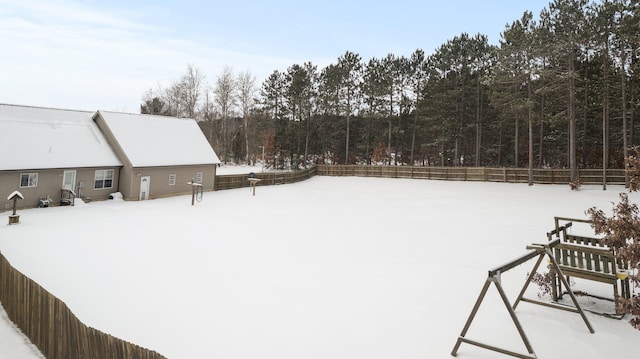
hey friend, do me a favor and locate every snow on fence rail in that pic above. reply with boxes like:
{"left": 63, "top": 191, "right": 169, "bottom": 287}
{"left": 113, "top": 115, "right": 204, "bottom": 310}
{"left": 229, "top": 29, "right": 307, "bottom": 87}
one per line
{"left": 0, "top": 252, "right": 167, "bottom": 359}
{"left": 214, "top": 165, "right": 625, "bottom": 191}
{"left": 315, "top": 165, "right": 626, "bottom": 185}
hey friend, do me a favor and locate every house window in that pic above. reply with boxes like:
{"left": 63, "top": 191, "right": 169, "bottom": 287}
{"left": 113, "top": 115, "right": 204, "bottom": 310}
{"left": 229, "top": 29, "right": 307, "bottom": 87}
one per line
{"left": 19, "top": 173, "right": 38, "bottom": 188}
{"left": 196, "top": 172, "right": 203, "bottom": 183}
{"left": 94, "top": 169, "right": 114, "bottom": 189}
{"left": 169, "top": 174, "right": 176, "bottom": 186}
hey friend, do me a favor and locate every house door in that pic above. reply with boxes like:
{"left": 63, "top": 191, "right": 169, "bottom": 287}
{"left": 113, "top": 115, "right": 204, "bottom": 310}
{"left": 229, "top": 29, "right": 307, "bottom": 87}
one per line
{"left": 62, "top": 170, "right": 76, "bottom": 190}
{"left": 139, "top": 176, "right": 150, "bottom": 200}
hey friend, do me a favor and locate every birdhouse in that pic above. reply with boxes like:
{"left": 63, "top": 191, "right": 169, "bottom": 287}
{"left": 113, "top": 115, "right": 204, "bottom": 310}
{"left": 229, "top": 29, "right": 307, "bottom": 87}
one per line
{"left": 7, "top": 190, "right": 24, "bottom": 224}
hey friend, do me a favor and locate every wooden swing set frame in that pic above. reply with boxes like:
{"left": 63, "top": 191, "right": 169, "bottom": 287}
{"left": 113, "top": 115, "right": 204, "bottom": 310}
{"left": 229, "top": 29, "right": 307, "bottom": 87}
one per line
{"left": 451, "top": 236, "right": 594, "bottom": 359}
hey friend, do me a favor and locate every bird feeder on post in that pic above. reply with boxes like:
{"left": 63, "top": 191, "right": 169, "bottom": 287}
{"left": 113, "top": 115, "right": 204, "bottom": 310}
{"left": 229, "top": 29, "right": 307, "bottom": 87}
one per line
{"left": 187, "top": 179, "right": 203, "bottom": 206}
{"left": 247, "top": 172, "right": 261, "bottom": 196}
{"left": 7, "top": 191, "right": 24, "bottom": 225}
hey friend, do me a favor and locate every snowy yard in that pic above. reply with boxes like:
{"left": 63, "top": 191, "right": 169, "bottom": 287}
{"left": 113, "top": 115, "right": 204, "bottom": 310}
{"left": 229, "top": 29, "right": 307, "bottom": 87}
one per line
{"left": 1, "top": 176, "right": 639, "bottom": 358}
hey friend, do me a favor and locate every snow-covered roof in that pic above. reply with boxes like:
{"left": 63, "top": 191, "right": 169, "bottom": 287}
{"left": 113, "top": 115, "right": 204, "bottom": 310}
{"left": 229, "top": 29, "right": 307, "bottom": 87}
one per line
{"left": 95, "top": 111, "right": 220, "bottom": 167}
{"left": 0, "top": 104, "right": 123, "bottom": 171}
{"left": 6, "top": 190, "right": 24, "bottom": 200}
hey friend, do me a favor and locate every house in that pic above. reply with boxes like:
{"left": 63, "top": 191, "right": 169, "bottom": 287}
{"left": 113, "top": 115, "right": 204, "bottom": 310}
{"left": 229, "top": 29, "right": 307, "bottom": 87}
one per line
{"left": 0, "top": 104, "right": 220, "bottom": 211}
{"left": 93, "top": 111, "right": 220, "bottom": 201}
{"left": 0, "top": 104, "right": 123, "bottom": 210}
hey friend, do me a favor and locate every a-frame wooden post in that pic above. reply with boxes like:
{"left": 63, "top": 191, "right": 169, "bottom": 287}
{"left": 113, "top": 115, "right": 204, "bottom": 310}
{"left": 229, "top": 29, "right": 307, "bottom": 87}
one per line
{"left": 451, "top": 239, "right": 593, "bottom": 359}
{"left": 512, "top": 245, "right": 594, "bottom": 333}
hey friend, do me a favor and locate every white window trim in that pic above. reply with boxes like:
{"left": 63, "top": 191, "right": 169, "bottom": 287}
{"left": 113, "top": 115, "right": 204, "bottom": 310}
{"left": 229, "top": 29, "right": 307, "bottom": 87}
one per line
{"left": 19, "top": 173, "right": 38, "bottom": 188}
{"left": 196, "top": 172, "right": 203, "bottom": 184}
{"left": 94, "top": 169, "right": 114, "bottom": 189}
{"left": 169, "top": 174, "right": 176, "bottom": 186}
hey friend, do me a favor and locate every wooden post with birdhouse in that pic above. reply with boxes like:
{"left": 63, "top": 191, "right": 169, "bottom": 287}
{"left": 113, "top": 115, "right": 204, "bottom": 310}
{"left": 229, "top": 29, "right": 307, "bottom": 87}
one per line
{"left": 247, "top": 172, "right": 261, "bottom": 196}
{"left": 7, "top": 191, "right": 24, "bottom": 225}
{"left": 187, "top": 179, "right": 203, "bottom": 206}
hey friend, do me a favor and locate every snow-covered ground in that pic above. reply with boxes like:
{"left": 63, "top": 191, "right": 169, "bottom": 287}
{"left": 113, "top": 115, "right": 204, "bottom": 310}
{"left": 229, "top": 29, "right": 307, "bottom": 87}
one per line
{"left": 0, "top": 304, "right": 45, "bottom": 359}
{"left": 1, "top": 177, "right": 639, "bottom": 358}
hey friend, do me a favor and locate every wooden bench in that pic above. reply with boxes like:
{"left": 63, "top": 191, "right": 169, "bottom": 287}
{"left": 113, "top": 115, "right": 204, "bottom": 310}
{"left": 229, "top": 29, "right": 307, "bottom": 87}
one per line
{"left": 549, "top": 218, "right": 631, "bottom": 304}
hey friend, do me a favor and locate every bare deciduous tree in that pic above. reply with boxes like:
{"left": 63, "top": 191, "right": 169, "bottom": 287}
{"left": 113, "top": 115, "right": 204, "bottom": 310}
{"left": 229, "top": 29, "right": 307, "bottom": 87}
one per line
{"left": 179, "top": 64, "right": 206, "bottom": 119}
{"left": 163, "top": 82, "right": 182, "bottom": 117}
{"left": 214, "top": 66, "right": 237, "bottom": 162}
{"left": 237, "top": 70, "right": 257, "bottom": 163}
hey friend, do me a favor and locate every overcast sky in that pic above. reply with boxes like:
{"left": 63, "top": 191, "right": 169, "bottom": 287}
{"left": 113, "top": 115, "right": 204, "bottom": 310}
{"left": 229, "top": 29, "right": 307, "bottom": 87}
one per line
{"left": 1, "top": 0, "right": 552, "bottom": 113}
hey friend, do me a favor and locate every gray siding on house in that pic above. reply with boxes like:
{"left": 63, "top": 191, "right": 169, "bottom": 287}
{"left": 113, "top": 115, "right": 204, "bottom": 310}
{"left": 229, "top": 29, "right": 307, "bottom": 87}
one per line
{"left": 0, "top": 104, "right": 123, "bottom": 211}
{"left": 1, "top": 104, "right": 221, "bottom": 209}
{"left": 118, "top": 165, "right": 216, "bottom": 201}
{"left": 0, "top": 167, "right": 120, "bottom": 210}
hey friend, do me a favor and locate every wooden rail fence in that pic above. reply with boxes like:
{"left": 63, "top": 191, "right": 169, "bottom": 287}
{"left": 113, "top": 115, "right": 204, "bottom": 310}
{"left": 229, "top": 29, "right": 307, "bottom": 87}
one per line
{"left": 314, "top": 165, "right": 626, "bottom": 185}
{"left": 215, "top": 165, "right": 626, "bottom": 191}
{"left": 0, "top": 252, "right": 167, "bottom": 359}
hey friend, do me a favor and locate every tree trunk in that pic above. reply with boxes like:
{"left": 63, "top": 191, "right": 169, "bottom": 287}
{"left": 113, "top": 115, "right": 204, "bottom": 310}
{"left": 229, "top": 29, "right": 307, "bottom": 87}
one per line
{"left": 222, "top": 115, "right": 227, "bottom": 163}
{"left": 395, "top": 99, "right": 403, "bottom": 166}
{"left": 208, "top": 119, "right": 214, "bottom": 145}
{"left": 366, "top": 119, "right": 371, "bottom": 165}
{"left": 569, "top": 52, "right": 578, "bottom": 182}
{"left": 388, "top": 121, "right": 392, "bottom": 165}
{"left": 345, "top": 114, "right": 350, "bottom": 165}
{"left": 631, "top": 75, "right": 636, "bottom": 147}
{"left": 603, "top": 64, "right": 609, "bottom": 191}
{"left": 514, "top": 79, "right": 519, "bottom": 167}
{"left": 410, "top": 113, "right": 417, "bottom": 166}
{"left": 538, "top": 59, "right": 547, "bottom": 168}
{"left": 244, "top": 115, "right": 250, "bottom": 164}
{"left": 498, "top": 126, "right": 503, "bottom": 166}
{"left": 528, "top": 76, "right": 533, "bottom": 186}
{"left": 515, "top": 111, "right": 519, "bottom": 167}
{"left": 475, "top": 79, "right": 481, "bottom": 167}
{"left": 623, "top": 67, "right": 629, "bottom": 188}
{"left": 582, "top": 70, "right": 588, "bottom": 167}
{"left": 304, "top": 115, "right": 310, "bottom": 167}
{"left": 538, "top": 90, "right": 544, "bottom": 168}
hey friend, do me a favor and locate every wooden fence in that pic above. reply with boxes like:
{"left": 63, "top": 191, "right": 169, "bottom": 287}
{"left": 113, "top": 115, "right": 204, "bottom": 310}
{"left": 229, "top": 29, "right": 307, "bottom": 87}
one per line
{"left": 214, "top": 166, "right": 317, "bottom": 190}
{"left": 0, "top": 252, "right": 167, "bottom": 359}
{"left": 214, "top": 165, "right": 626, "bottom": 191}
{"left": 314, "top": 165, "right": 627, "bottom": 185}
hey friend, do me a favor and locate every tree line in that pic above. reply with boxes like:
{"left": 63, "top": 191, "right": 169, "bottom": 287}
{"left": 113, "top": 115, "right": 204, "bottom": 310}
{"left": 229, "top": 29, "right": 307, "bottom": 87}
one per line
{"left": 141, "top": 0, "right": 639, "bottom": 184}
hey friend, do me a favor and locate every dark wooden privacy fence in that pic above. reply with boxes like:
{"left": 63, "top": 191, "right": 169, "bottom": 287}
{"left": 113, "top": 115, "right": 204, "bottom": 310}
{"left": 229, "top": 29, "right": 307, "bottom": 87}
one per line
{"left": 214, "top": 166, "right": 317, "bottom": 190}
{"left": 0, "top": 252, "right": 167, "bottom": 359}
